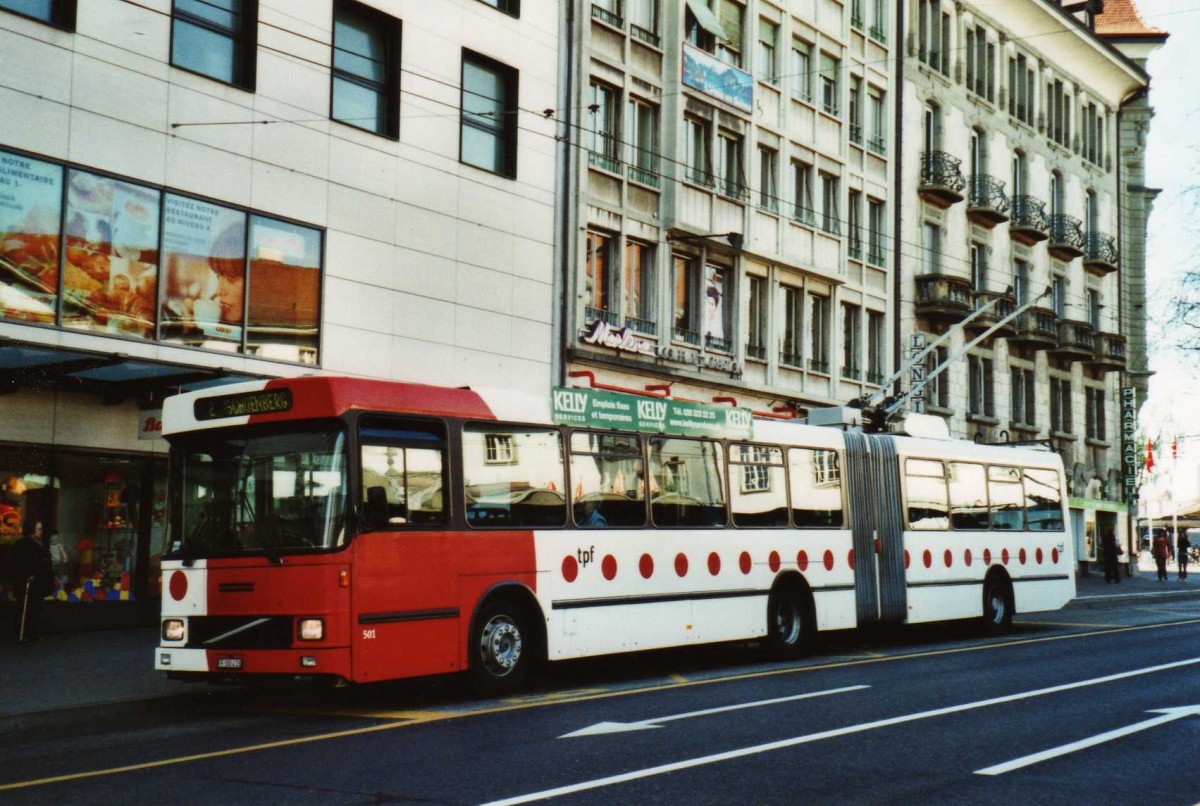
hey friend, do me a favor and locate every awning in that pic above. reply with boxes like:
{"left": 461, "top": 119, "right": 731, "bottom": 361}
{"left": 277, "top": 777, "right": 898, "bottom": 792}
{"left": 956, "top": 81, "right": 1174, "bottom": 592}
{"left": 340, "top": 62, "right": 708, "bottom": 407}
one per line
{"left": 686, "top": 0, "right": 727, "bottom": 39}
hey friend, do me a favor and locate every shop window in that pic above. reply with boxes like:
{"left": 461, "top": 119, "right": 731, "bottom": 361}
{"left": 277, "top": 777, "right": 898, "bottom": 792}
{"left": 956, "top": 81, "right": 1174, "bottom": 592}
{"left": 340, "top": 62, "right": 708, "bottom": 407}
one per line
{"left": 0, "top": 151, "right": 63, "bottom": 324}
{"left": 331, "top": 0, "right": 401, "bottom": 139}
{"left": 171, "top": 0, "right": 258, "bottom": 90}
{"left": 0, "top": 0, "right": 76, "bottom": 29}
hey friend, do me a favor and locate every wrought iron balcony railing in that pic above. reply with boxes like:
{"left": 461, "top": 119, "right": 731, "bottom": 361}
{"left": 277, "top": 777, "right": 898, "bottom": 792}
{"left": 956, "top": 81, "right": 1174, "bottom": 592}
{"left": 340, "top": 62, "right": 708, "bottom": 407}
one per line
{"left": 674, "top": 327, "right": 701, "bottom": 346}
{"left": 1048, "top": 213, "right": 1085, "bottom": 260}
{"left": 918, "top": 151, "right": 966, "bottom": 206}
{"left": 1084, "top": 231, "right": 1118, "bottom": 274}
{"left": 705, "top": 334, "right": 731, "bottom": 353}
{"left": 591, "top": 4, "right": 622, "bottom": 28}
{"left": 967, "top": 174, "right": 1010, "bottom": 226}
{"left": 1009, "top": 195, "right": 1049, "bottom": 243}
{"left": 586, "top": 306, "right": 621, "bottom": 327}
{"left": 746, "top": 342, "right": 767, "bottom": 360}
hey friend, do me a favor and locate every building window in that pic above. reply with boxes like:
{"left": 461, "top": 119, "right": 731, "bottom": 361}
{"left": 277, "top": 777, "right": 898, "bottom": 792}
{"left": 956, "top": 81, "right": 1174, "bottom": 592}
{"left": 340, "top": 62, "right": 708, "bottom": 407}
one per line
{"left": 585, "top": 231, "right": 614, "bottom": 321}
{"left": 476, "top": 0, "right": 519, "bottom": 16}
{"left": 820, "top": 173, "right": 840, "bottom": 234}
{"left": 758, "top": 146, "right": 778, "bottom": 212}
{"left": 1008, "top": 53, "right": 1035, "bottom": 126}
{"left": 867, "top": 199, "right": 886, "bottom": 266}
{"left": 965, "top": 25, "right": 994, "bottom": 102}
{"left": 716, "top": 131, "right": 746, "bottom": 200}
{"left": 746, "top": 275, "right": 767, "bottom": 359}
{"left": 588, "top": 81, "right": 621, "bottom": 172}
{"left": 851, "top": 0, "right": 864, "bottom": 28}
{"left": 791, "top": 37, "right": 813, "bottom": 102}
{"left": 624, "top": 240, "right": 656, "bottom": 334}
{"left": 867, "top": 88, "right": 886, "bottom": 154}
{"left": 792, "top": 160, "right": 815, "bottom": 224}
{"left": 1013, "top": 258, "right": 1029, "bottom": 306}
{"left": 1082, "top": 102, "right": 1104, "bottom": 167}
{"left": 685, "top": 1, "right": 717, "bottom": 52}
{"left": 924, "top": 346, "right": 949, "bottom": 408}
{"left": 841, "top": 302, "right": 861, "bottom": 380}
{"left": 1050, "top": 377, "right": 1073, "bottom": 434}
{"left": 673, "top": 255, "right": 701, "bottom": 345}
{"left": 484, "top": 434, "right": 517, "bottom": 464}
{"left": 849, "top": 77, "right": 863, "bottom": 144}
{"left": 1048, "top": 79, "right": 1070, "bottom": 148}
{"left": 1011, "top": 366, "right": 1036, "bottom": 427}
{"left": 1051, "top": 274, "right": 1066, "bottom": 317}
{"left": 716, "top": 0, "right": 744, "bottom": 67}
{"left": 867, "top": 310, "right": 885, "bottom": 385}
{"left": 592, "top": 0, "right": 622, "bottom": 27}
{"left": 331, "top": 0, "right": 400, "bottom": 138}
{"left": 1088, "top": 288, "right": 1102, "bottom": 328}
{"left": 867, "top": 0, "right": 886, "bottom": 42}
{"left": 781, "top": 286, "right": 802, "bottom": 366}
{"left": 758, "top": 18, "right": 778, "bottom": 84}
{"left": 819, "top": 52, "right": 840, "bottom": 115}
{"left": 1086, "top": 387, "right": 1106, "bottom": 440}
{"left": 808, "top": 292, "right": 829, "bottom": 373}
{"left": 969, "top": 355, "right": 995, "bottom": 417}
{"left": 684, "top": 116, "right": 713, "bottom": 187}
{"left": 460, "top": 50, "right": 518, "bottom": 178}
{"left": 970, "top": 243, "right": 987, "bottom": 290}
{"left": 922, "top": 222, "right": 941, "bottom": 274}
{"left": 847, "top": 190, "right": 863, "bottom": 259}
{"left": 704, "top": 265, "right": 731, "bottom": 351}
{"left": 917, "top": 0, "right": 949, "bottom": 75}
{"left": 626, "top": 98, "right": 660, "bottom": 186}
{"left": 171, "top": 0, "right": 257, "bottom": 89}
{"left": 0, "top": 0, "right": 75, "bottom": 27}
{"left": 629, "top": 0, "right": 658, "bottom": 44}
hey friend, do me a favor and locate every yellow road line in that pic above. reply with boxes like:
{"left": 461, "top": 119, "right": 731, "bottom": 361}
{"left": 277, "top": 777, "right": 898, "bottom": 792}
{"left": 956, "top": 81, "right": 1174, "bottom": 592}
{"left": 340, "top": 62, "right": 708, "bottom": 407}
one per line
{"left": 4, "top": 616, "right": 1200, "bottom": 793}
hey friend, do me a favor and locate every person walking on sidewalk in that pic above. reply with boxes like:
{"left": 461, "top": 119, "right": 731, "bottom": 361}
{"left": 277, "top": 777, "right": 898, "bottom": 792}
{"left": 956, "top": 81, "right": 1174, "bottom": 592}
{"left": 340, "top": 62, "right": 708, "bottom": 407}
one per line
{"left": 1101, "top": 528, "right": 1122, "bottom": 584}
{"left": 1153, "top": 530, "right": 1174, "bottom": 582}
{"left": 1178, "top": 528, "right": 1191, "bottom": 581}
{"left": 10, "top": 520, "right": 52, "bottom": 642}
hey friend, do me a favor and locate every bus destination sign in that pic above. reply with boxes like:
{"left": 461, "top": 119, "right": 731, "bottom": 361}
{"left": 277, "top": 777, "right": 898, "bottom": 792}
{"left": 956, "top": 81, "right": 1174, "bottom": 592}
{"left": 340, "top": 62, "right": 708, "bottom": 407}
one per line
{"left": 195, "top": 388, "right": 294, "bottom": 421}
{"left": 552, "top": 387, "right": 753, "bottom": 440}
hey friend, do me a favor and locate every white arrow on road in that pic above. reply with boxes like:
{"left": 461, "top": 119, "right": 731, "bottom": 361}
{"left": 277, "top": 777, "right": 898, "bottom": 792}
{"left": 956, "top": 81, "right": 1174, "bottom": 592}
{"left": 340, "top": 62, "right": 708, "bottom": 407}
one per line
{"left": 976, "top": 705, "right": 1200, "bottom": 776}
{"left": 559, "top": 685, "right": 869, "bottom": 738}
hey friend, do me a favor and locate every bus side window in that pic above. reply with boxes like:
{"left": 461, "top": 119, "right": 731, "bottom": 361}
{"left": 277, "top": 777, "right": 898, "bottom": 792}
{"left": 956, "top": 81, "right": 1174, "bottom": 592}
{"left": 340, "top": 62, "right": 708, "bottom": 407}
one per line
{"left": 730, "top": 443, "right": 788, "bottom": 528}
{"left": 948, "top": 462, "right": 988, "bottom": 530}
{"left": 360, "top": 444, "right": 446, "bottom": 527}
{"left": 1023, "top": 467, "right": 1064, "bottom": 531}
{"left": 987, "top": 466, "right": 1024, "bottom": 531}
{"left": 905, "top": 459, "right": 948, "bottom": 530}
{"left": 649, "top": 437, "right": 727, "bottom": 527}
{"left": 569, "top": 432, "right": 646, "bottom": 528}
{"left": 462, "top": 425, "right": 566, "bottom": 528}
{"left": 788, "top": 448, "right": 843, "bottom": 527}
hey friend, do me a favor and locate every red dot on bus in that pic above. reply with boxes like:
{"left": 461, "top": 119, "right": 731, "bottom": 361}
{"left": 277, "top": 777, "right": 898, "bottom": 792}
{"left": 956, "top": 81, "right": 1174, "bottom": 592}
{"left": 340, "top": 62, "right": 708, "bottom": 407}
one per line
{"left": 904, "top": 549, "right": 910, "bottom": 569}
{"left": 1036, "top": 548, "right": 1044, "bottom": 565}
{"left": 169, "top": 570, "right": 188, "bottom": 601}
{"left": 1052, "top": 548, "right": 1060, "bottom": 564}
{"left": 1002, "top": 549, "right": 1010, "bottom": 565}
{"left": 1019, "top": 548, "right": 1027, "bottom": 565}
{"left": 984, "top": 548, "right": 992, "bottom": 565}
{"left": 848, "top": 550, "right": 855, "bottom": 570}
{"left": 964, "top": 549, "right": 973, "bottom": 567}
{"left": 639, "top": 553, "right": 654, "bottom": 579}
{"left": 923, "top": 549, "right": 933, "bottom": 569}
{"left": 675, "top": 553, "right": 689, "bottom": 577}
{"left": 708, "top": 552, "right": 721, "bottom": 576}
{"left": 562, "top": 556, "right": 578, "bottom": 583}
{"left": 602, "top": 555, "right": 618, "bottom": 580}
{"left": 769, "top": 551, "right": 781, "bottom": 573}
{"left": 823, "top": 550, "right": 834, "bottom": 571}
{"left": 797, "top": 550, "right": 809, "bottom": 572}
{"left": 943, "top": 549, "right": 953, "bottom": 568}
{"left": 740, "top": 551, "right": 752, "bottom": 574}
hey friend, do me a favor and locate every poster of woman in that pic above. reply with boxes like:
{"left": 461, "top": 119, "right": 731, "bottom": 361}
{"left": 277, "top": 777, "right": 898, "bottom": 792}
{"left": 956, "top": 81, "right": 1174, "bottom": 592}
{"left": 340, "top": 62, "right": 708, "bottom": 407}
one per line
{"left": 160, "top": 193, "right": 246, "bottom": 347}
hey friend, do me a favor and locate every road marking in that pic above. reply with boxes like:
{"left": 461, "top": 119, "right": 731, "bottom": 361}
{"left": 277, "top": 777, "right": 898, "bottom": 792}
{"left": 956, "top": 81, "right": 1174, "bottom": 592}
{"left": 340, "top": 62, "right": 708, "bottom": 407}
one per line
{"left": 669, "top": 673, "right": 688, "bottom": 684}
{"left": 975, "top": 705, "right": 1200, "bottom": 775}
{"left": 3, "top": 618, "right": 1200, "bottom": 792}
{"left": 483, "top": 657, "right": 1200, "bottom": 805}
{"left": 560, "top": 685, "right": 868, "bottom": 737}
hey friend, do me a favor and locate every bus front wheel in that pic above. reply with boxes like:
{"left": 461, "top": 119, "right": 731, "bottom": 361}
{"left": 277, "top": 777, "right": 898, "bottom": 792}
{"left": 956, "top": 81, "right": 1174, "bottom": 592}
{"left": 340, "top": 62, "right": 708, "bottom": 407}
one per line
{"left": 470, "top": 599, "right": 530, "bottom": 696}
{"left": 767, "top": 585, "right": 812, "bottom": 657}
{"left": 982, "top": 576, "right": 1014, "bottom": 635}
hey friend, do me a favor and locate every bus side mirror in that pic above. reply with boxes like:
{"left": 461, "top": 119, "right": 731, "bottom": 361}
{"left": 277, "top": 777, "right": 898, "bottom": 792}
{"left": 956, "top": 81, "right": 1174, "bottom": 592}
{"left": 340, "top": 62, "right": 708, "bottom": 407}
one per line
{"left": 365, "top": 486, "right": 389, "bottom": 529}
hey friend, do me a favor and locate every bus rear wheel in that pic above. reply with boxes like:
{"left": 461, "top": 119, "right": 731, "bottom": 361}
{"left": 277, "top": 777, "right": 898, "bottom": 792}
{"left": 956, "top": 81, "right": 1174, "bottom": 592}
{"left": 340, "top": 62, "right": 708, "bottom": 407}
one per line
{"left": 982, "top": 576, "right": 1014, "bottom": 635}
{"left": 470, "top": 599, "right": 530, "bottom": 696}
{"left": 767, "top": 585, "right": 812, "bottom": 657}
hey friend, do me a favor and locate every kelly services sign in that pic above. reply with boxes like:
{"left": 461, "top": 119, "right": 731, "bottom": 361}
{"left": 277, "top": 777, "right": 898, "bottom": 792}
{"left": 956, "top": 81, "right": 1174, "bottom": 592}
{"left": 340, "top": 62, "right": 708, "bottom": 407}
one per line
{"left": 552, "top": 387, "right": 753, "bottom": 440}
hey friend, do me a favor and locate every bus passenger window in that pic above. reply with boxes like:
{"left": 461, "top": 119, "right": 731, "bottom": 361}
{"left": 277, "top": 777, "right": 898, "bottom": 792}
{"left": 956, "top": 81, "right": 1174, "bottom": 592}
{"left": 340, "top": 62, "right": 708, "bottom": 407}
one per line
{"left": 649, "top": 437, "right": 727, "bottom": 527}
{"left": 987, "top": 466, "right": 1024, "bottom": 530}
{"left": 463, "top": 425, "right": 566, "bottom": 527}
{"left": 788, "top": 448, "right": 843, "bottom": 527}
{"left": 905, "top": 459, "right": 948, "bottom": 530}
{"left": 569, "top": 432, "right": 645, "bottom": 528}
{"left": 948, "top": 462, "right": 988, "bottom": 530}
{"left": 360, "top": 439, "right": 446, "bottom": 527}
{"left": 730, "top": 444, "right": 788, "bottom": 527}
{"left": 1023, "top": 468, "right": 1064, "bottom": 531}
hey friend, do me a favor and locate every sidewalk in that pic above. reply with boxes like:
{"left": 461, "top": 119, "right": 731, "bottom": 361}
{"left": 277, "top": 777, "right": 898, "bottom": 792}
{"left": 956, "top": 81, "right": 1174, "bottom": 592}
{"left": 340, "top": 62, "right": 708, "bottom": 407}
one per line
{"left": 2, "top": 559, "right": 1199, "bottom": 721}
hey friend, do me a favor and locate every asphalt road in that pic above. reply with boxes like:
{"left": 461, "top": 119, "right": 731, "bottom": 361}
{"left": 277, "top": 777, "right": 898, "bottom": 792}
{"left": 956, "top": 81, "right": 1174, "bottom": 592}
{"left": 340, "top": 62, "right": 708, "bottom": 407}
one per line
{"left": 3, "top": 601, "right": 1199, "bottom": 805}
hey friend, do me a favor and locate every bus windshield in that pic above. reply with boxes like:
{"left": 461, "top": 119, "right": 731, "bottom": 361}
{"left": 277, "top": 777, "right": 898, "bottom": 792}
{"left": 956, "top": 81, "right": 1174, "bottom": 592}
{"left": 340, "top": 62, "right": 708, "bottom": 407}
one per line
{"left": 170, "top": 427, "right": 349, "bottom": 558}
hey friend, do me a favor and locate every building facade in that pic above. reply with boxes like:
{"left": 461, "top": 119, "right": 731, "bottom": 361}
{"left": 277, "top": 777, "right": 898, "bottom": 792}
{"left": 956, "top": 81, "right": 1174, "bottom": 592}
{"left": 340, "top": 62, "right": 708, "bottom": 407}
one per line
{"left": 898, "top": 0, "right": 1162, "bottom": 564}
{"left": 562, "top": 0, "right": 895, "bottom": 416}
{"left": 0, "top": 0, "right": 559, "bottom": 627}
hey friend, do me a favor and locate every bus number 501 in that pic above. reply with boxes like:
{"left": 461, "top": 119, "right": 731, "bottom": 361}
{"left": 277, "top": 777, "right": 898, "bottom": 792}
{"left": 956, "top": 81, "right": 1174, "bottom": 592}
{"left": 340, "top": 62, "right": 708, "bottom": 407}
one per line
{"left": 362, "top": 629, "right": 377, "bottom": 640}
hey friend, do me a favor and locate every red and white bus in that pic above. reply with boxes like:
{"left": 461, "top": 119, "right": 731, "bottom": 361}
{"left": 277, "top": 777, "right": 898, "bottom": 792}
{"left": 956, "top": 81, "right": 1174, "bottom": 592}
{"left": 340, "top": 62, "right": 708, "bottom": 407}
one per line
{"left": 155, "top": 376, "right": 1074, "bottom": 692}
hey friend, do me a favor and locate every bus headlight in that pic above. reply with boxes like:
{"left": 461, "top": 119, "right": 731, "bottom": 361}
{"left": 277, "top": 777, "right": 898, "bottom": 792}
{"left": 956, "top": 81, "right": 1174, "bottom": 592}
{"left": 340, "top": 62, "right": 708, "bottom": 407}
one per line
{"left": 162, "top": 619, "right": 186, "bottom": 642}
{"left": 298, "top": 618, "right": 324, "bottom": 641}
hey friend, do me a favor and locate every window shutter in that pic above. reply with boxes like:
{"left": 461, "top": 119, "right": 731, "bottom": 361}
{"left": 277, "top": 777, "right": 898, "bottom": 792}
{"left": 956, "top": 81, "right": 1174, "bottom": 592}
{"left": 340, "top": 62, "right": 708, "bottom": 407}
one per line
{"left": 720, "top": 0, "right": 743, "bottom": 52}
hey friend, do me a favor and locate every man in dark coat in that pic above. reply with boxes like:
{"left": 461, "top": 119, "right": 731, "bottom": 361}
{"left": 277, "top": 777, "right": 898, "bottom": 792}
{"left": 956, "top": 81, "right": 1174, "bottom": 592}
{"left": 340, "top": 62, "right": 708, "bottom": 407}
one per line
{"left": 10, "top": 521, "right": 52, "bottom": 642}
{"left": 1101, "top": 528, "right": 1121, "bottom": 584}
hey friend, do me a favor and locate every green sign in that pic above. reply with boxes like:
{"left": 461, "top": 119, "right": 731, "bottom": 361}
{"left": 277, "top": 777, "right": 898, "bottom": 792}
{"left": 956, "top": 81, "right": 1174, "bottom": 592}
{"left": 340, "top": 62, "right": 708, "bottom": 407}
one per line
{"left": 551, "top": 387, "right": 753, "bottom": 440}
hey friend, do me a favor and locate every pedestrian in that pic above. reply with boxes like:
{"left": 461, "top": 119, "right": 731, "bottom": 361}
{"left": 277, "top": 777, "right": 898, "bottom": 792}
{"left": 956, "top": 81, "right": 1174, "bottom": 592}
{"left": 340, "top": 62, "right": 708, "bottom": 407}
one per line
{"left": 1152, "top": 530, "right": 1173, "bottom": 582}
{"left": 1178, "top": 527, "right": 1191, "bottom": 581}
{"left": 10, "top": 520, "right": 53, "bottom": 642}
{"left": 1101, "top": 528, "right": 1122, "bottom": 584}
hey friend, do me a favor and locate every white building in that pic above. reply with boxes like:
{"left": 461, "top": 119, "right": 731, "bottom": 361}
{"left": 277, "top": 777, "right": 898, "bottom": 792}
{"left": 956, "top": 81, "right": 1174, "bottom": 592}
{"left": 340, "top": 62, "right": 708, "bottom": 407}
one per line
{"left": 0, "top": 0, "right": 559, "bottom": 625}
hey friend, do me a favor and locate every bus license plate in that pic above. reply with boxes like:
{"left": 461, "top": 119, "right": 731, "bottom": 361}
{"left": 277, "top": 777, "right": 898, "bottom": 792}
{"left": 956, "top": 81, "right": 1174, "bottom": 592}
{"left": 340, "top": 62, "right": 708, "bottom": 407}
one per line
{"left": 217, "top": 657, "right": 243, "bottom": 670}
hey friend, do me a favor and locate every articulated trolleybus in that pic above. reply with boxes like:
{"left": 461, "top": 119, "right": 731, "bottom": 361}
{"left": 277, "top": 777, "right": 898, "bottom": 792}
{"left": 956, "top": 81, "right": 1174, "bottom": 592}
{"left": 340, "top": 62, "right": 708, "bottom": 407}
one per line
{"left": 156, "top": 376, "right": 1074, "bottom": 692}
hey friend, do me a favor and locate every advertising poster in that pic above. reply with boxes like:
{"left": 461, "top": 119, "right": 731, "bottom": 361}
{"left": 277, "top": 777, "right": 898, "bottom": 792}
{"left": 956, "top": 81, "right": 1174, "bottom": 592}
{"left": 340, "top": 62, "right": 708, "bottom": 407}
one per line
{"left": 0, "top": 151, "right": 63, "bottom": 324}
{"left": 247, "top": 216, "right": 322, "bottom": 363}
{"left": 705, "top": 266, "right": 726, "bottom": 342}
{"left": 681, "top": 44, "right": 754, "bottom": 113}
{"left": 62, "top": 170, "right": 160, "bottom": 337}
{"left": 161, "top": 194, "right": 246, "bottom": 347}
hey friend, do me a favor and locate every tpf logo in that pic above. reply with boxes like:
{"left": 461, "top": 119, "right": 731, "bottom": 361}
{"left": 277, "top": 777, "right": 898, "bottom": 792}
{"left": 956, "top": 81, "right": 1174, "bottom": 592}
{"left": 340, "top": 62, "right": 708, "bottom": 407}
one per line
{"left": 555, "top": 389, "right": 588, "bottom": 414}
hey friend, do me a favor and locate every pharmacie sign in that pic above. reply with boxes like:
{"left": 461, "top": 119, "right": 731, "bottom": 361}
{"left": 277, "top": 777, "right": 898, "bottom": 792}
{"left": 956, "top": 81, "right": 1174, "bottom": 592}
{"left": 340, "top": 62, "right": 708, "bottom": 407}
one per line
{"left": 552, "top": 387, "right": 753, "bottom": 440}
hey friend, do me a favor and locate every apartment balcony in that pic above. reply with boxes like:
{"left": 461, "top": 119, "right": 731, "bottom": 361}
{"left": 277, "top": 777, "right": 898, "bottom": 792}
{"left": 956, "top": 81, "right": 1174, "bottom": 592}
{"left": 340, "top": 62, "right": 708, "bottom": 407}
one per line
{"left": 915, "top": 274, "right": 973, "bottom": 323}
{"left": 1048, "top": 214, "right": 1086, "bottom": 261}
{"left": 1008, "top": 306, "right": 1059, "bottom": 350}
{"left": 1009, "top": 196, "right": 1050, "bottom": 245}
{"left": 918, "top": 151, "right": 966, "bottom": 208}
{"left": 1089, "top": 331, "right": 1127, "bottom": 373}
{"left": 967, "top": 174, "right": 1011, "bottom": 228}
{"left": 1083, "top": 231, "right": 1119, "bottom": 276}
{"left": 965, "top": 291, "right": 1016, "bottom": 339}
{"left": 1054, "top": 319, "right": 1095, "bottom": 363}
